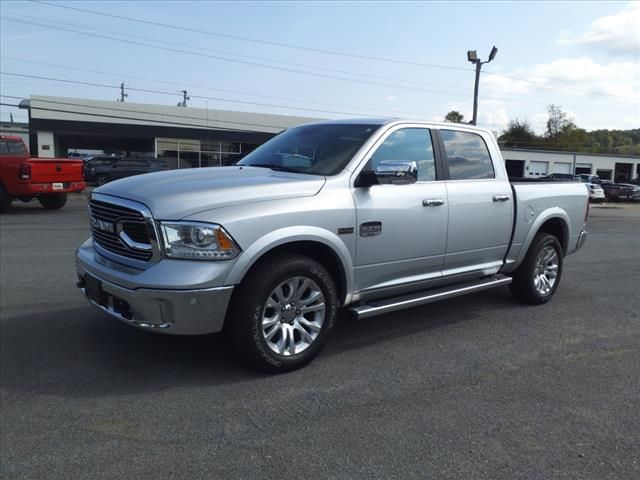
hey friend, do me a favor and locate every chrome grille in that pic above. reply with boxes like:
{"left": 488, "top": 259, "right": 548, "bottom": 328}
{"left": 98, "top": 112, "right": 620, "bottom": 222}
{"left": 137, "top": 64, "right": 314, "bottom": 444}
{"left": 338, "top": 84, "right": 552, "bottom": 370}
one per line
{"left": 89, "top": 199, "right": 152, "bottom": 261}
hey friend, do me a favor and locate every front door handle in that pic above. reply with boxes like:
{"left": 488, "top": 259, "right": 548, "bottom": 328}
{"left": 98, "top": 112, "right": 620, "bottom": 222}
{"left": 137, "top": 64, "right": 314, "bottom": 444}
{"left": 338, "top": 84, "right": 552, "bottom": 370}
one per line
{"left": 493, "top": 195, "right": 510, "bottom": 202}
{"left": 422, "top": 198, "right": 445, "bottom": 207}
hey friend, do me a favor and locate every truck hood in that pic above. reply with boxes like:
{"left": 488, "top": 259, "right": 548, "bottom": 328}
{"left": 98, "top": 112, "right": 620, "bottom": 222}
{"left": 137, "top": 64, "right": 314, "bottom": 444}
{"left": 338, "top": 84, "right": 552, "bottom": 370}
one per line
{"left": 95, "top": 166, "right": 326, "bottom": 219}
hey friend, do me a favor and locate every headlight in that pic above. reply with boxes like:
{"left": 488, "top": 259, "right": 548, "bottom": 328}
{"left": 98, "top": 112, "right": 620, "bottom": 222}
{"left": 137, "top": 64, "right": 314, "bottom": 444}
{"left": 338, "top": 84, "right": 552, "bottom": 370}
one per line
{"left": 160, "top": 221, "right": 241, "bottom": 260}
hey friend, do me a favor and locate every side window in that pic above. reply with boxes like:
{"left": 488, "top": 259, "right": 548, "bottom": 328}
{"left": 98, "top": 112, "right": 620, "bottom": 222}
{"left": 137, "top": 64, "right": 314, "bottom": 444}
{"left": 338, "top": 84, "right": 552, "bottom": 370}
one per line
{"left": 368, "top": 128, "right": 436, "bottom": 181}
{"left": 7, "top": 141, "right": 28, "bottom": 155}
{"left": 441, "top": 130, "right": 495, "bottom": 180}
{"left": 0, "top": 142, "right": 8, "bottom": 155}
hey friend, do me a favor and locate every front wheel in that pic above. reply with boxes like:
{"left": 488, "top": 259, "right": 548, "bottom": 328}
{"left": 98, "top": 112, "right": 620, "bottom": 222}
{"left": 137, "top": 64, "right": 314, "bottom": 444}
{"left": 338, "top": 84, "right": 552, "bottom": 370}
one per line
{"left": 38, "top": 193, "right": 68, "bottom": 210}
{"left": 228, "top": 254, "right": 339, "bottom": 372}
{"left": 509, "top": 232, "right": 563, "bottom": 305}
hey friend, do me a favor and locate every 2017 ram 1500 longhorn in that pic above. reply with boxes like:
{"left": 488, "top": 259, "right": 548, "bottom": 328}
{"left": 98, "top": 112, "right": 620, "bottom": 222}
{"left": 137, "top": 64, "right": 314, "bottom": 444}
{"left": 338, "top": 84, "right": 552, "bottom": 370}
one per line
{"left": 76, "top": 119, "right": 589, "bottom": 371}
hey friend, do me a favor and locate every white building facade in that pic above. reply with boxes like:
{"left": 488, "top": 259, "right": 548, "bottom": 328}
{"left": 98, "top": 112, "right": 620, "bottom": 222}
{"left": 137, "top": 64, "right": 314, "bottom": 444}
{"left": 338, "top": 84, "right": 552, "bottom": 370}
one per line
{"left": 501, "top": 148, "right": 639, "bottom": 182}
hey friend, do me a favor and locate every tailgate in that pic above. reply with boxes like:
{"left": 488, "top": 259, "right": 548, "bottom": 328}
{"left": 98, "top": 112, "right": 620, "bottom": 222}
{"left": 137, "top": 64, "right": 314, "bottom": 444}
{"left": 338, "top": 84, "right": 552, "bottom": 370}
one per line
{"left": 28, "top": 158, "right": 84, "bottom": 183}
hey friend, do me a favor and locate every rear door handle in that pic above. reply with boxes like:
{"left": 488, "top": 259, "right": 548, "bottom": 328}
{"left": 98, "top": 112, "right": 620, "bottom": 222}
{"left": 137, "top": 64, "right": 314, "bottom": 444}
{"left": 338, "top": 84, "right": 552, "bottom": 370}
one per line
{"left": 422, "top": 198, "right": 445, "bottom": 207}
{"left": 493, "top": 195, "right": 510, "bottom": 202}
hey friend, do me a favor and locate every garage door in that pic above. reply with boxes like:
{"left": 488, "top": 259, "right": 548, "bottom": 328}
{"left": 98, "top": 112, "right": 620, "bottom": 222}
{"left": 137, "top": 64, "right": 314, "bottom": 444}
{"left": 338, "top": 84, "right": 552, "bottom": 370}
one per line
{"left": 528, "top": 161, "right": 548, "bottom": 177}
{"left": 554, "top": 162, "right": 572, "bottom": 174}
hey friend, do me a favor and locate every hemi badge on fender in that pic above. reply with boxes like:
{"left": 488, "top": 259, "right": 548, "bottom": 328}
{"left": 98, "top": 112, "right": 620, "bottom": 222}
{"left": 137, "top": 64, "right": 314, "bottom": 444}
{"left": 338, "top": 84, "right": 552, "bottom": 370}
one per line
{"left": 338, "top": 227, "right": 354, "bottom": 235}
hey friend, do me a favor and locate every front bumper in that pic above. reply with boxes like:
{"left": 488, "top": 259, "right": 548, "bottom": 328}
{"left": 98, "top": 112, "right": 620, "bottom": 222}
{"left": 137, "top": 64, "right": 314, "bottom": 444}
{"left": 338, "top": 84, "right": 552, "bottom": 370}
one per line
{"left": 77, "top": 264, "right": 234, "bottom": 335}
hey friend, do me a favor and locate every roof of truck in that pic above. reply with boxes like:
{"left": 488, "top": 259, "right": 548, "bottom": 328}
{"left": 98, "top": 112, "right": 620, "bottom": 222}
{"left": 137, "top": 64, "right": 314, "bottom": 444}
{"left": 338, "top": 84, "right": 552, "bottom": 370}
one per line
{"left": 296, "top": 117, "right": 494, "bottom": 136}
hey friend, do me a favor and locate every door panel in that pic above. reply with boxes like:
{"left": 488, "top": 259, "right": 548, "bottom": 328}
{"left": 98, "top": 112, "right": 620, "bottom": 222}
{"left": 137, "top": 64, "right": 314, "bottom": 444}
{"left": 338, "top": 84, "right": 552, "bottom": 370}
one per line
{"left": 444, "top": 180, "right": 513, "bottom": 275}
{"left": 352, "top": 126, "right": 448, "bottom": 295}
{"left": 438, "top": 129, "right": 513, "bottom": 276}
{"left": 353, "top": 182, "right": 448, "bottom": 294}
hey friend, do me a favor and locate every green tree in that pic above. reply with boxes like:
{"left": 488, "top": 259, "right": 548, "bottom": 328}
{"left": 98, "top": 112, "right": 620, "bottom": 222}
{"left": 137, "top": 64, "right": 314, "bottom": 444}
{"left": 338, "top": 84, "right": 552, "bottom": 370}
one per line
{"left": 444, "top": 111, "right": 465, "bottom": 123}
{"left": 498, "top": 119, "right": 539, "bottom": 147}
{"left": 545, "top": 104, "right": 576, "bottom": 141}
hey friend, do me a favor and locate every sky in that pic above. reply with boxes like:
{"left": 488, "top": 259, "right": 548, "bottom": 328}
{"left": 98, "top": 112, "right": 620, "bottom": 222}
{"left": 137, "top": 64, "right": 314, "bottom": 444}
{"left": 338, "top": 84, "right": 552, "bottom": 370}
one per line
{"left": 0, "top": 0, "right": 639, "bottom": 135}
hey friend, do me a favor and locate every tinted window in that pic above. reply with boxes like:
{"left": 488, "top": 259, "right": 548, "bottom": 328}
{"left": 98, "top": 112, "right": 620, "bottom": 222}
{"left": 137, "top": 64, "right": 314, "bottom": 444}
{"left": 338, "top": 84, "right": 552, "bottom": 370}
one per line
{"left": 7, "top": 140, "right": 28, "bottom": 155}
{"left": 368, "top": 128, "right": 436, "bottom": 181}
{"left": 238, "top": 124, "right": 379, "bottom": 175}
{"left": 0, "top": 142, "right": 8, "bottom": 154}
{"left": 441, "top": 130, "right": 494, "bottom": 180}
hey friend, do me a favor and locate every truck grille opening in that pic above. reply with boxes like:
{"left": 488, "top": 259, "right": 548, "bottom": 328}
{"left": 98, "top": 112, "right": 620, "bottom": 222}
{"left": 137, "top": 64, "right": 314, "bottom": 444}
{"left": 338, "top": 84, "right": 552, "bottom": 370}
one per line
{"left": 89, "top": 199, "right": 153, "bottom": 261}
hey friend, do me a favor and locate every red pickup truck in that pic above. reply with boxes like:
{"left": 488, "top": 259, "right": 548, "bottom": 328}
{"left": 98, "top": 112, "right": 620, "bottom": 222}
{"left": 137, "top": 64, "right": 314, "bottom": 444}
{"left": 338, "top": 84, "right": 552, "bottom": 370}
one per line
{"left": 0, "top": 135, "right": 86, "bottom": 212}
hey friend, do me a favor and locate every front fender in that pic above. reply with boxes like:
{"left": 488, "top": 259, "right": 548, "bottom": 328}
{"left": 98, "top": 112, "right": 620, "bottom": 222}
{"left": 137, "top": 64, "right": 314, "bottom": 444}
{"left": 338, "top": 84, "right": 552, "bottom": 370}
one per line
{"left": 223, "top": 226, "right": 356, "bottom": 303}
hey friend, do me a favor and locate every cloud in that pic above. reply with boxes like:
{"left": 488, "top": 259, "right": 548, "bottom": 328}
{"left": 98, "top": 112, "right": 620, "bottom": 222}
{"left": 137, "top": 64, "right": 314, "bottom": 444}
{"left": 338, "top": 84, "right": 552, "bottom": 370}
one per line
{"left": 384, "top": 95, "right": 397, "bottom": 102}
{"left": 559, "top": 2, "right": 640, "bottom": 56}
{"left": 484, "top": 57, "right": 640, "bottom": 101}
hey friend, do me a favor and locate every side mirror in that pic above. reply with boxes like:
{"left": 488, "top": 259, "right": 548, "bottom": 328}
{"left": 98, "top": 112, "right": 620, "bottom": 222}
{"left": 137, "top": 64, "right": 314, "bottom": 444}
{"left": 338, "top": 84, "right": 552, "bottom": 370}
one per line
{"left": 356, "top": 160, "right": 419, "bottom": 187}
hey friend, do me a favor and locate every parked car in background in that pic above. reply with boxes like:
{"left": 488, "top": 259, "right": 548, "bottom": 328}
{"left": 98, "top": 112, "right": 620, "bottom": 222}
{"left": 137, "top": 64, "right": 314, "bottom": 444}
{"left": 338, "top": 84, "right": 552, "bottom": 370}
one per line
{"left": 626, "top": 183, "right": 640, "bottom": 201}
{"left": 585, "top": 182, "right": 605, "bottom": 203}
{"left": 1, "top": 135, "right": 85, "bottom": 212}
{"left": 579, "top": 174, "right": 601, "bottom": 184}
{"left": 600, "top": 182, "right": 637, "bottom": 202}
{"left": 85, "top": 156, "right": 169, "bottom": 185}
{"left": 68, "top": 152, "right": 95, "bottom": 162}
{"left": 542, "top": 173, "right": 581, "bottom": 181}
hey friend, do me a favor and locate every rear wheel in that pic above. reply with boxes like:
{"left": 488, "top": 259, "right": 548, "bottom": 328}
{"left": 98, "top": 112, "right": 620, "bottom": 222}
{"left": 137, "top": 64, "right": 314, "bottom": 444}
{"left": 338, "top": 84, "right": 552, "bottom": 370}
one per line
{"left": 95, "top": 174, "right": 109, "bottom": 186}
{"left": 228, "top": 254, "right": 339, "bottom": 372}
{"left": 0, "top": 183, "right": 12, "bottom": 213}
{"left": 38, "top": 193, "right": 68, "bottom": 210}
{"left": 509, "top": 232, "right": 563, "bottom": 305}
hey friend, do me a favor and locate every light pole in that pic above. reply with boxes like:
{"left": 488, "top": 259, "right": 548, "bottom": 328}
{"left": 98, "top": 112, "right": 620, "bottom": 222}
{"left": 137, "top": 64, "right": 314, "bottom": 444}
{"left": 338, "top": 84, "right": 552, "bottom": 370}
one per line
{"left": 467, "top": 46, "right": 498, "bottom": 125}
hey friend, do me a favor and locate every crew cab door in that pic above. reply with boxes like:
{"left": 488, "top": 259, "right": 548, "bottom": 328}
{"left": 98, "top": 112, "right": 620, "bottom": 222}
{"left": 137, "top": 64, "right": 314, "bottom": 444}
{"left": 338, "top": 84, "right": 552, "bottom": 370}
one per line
{"left": 352, "top": 126, "right": 448, "bottom": 297}
{"left": 437, "top": 128, "right": 513, "bottom": 277}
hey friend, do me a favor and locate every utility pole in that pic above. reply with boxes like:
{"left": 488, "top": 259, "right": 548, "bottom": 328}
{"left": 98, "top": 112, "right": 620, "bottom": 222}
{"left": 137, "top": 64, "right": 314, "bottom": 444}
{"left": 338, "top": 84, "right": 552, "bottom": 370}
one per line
{"left": 466, "top": 46, "right": 498, "bottom": 125}
{"left": 177, "top": 90, "right": 190, "bottom": 107}
{"left": 118, "top": 82, "right": 128, "bottom": 102}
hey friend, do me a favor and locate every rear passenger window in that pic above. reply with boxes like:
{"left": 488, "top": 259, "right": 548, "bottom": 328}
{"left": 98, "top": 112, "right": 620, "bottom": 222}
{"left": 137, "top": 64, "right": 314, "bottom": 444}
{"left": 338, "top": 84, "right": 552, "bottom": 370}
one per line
{"left": 0, "top": 142, "right": 8, "bottom": 154}
{"left": 369, "top": 128, "right": 436, "bottom": 181}
{"left": 7, "top": 141, "right": 28, "bottom": 155}
{"left": 441, "top": 130, "right": 494, "bottom": 180}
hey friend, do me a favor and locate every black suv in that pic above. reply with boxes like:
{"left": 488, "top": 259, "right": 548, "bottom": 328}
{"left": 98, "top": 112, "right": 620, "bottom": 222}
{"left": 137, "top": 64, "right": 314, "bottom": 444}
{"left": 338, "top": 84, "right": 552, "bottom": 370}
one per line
{"left": 85, "top": 157, "right": 169, "bottom": 185}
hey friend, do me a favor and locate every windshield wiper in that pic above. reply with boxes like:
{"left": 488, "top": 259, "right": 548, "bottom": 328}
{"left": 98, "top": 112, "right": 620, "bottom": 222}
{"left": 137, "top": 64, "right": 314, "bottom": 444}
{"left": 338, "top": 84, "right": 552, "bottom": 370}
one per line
{"left": 244, "top": 163, "right": 304, "bottom": 173}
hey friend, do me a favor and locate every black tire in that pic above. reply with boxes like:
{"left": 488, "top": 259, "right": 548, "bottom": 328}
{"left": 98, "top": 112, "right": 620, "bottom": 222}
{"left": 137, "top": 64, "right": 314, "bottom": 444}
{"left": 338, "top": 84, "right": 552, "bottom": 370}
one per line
{"left": 0, "top": 183, "right": 12, "bottom": 213}
{"left": 228, "top": 254, "right": 339, "bottom": 372}
{"left": 95, "top": 174, "right": 109, "bottom": 186}
{"left": 509, "top": 232, "right": 563, "bottom": 305}
{"left": 38, "top": 193, "right": 68, "bottom": 210}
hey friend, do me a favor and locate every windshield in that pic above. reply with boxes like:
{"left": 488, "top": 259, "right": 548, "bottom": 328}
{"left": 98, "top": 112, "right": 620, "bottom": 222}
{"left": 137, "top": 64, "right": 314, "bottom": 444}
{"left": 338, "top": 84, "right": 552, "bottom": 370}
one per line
{"left": 237, "top": 123, "right": 380, "bottom": 175}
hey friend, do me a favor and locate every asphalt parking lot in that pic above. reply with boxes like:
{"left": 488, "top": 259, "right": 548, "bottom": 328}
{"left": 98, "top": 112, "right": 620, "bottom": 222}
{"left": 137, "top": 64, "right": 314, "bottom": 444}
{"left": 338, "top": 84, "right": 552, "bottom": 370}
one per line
{"left": 1, "top": 195, "right": 639, "bottom": 480}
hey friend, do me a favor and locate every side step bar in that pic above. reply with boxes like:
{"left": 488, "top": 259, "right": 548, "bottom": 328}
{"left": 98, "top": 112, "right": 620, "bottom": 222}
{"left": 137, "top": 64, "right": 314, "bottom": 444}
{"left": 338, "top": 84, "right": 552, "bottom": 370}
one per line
{"left": 349, "top": 275, "right": 512, "bottom": 319}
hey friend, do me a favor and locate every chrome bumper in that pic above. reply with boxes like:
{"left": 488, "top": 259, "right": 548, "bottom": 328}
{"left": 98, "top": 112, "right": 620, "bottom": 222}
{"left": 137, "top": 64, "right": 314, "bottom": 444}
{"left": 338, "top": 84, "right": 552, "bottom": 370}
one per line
{"left": 77, "top": 265, "right": 234, "bottom": 335}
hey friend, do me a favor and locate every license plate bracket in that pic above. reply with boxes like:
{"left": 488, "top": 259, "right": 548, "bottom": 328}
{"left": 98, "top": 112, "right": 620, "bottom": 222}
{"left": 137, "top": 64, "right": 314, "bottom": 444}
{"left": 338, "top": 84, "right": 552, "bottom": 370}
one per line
{"left": 85, "top": 274, "right": 107, "bottom": 306}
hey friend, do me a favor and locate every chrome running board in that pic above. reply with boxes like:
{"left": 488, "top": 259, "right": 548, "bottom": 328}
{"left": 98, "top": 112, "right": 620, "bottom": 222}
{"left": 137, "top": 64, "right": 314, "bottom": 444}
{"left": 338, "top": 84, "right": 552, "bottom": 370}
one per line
{"left": 349, "top": 275, "right": 512, "bottom": 319}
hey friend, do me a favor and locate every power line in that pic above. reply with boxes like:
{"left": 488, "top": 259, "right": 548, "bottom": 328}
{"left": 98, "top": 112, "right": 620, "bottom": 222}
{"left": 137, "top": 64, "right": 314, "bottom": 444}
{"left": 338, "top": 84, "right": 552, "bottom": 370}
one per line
{"left": 33, "top": 0, "right": 472, "bottom": 73}
{"left": 0, "top": 73, "right": 547, "bottom": 128}
{"left": 32, "top": 0, "right": 637, "bottom": 100}
{"left": 1, "top": 10, "right": 475, "bottom": 94}
{"left": 1, "top": 16, "right": 471, "bottom": 98}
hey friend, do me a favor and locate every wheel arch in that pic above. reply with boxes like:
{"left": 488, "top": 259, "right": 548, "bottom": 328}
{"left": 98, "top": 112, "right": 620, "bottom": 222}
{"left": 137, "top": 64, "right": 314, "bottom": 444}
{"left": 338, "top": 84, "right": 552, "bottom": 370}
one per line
{"left": 517, "top": 209, "right": 570, "bottom": 265}
{"left": 225, "top": 227, "right": 355, "bottom": 305}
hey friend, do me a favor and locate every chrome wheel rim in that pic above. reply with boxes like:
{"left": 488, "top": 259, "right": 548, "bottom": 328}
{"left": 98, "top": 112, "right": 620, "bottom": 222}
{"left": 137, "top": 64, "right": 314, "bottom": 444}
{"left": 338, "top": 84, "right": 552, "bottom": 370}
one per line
{"left": 534, "top": 245, "right": 559, "bottom": 296}
{"left": 261, "top": 276, "right": 325, "bottom": 356}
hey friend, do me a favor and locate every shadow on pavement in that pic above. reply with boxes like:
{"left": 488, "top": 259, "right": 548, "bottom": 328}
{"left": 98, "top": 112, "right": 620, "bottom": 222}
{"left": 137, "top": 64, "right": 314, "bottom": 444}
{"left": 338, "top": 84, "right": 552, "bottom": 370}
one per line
{"left": 0, "top": 288, "right": 518, "bottom": 398}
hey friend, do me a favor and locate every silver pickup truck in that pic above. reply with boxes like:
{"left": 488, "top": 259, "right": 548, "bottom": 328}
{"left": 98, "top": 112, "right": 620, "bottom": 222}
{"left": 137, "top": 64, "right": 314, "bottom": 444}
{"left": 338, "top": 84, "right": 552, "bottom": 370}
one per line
{"left": 76, "top": 119, "right": 589, "bottom": 371}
